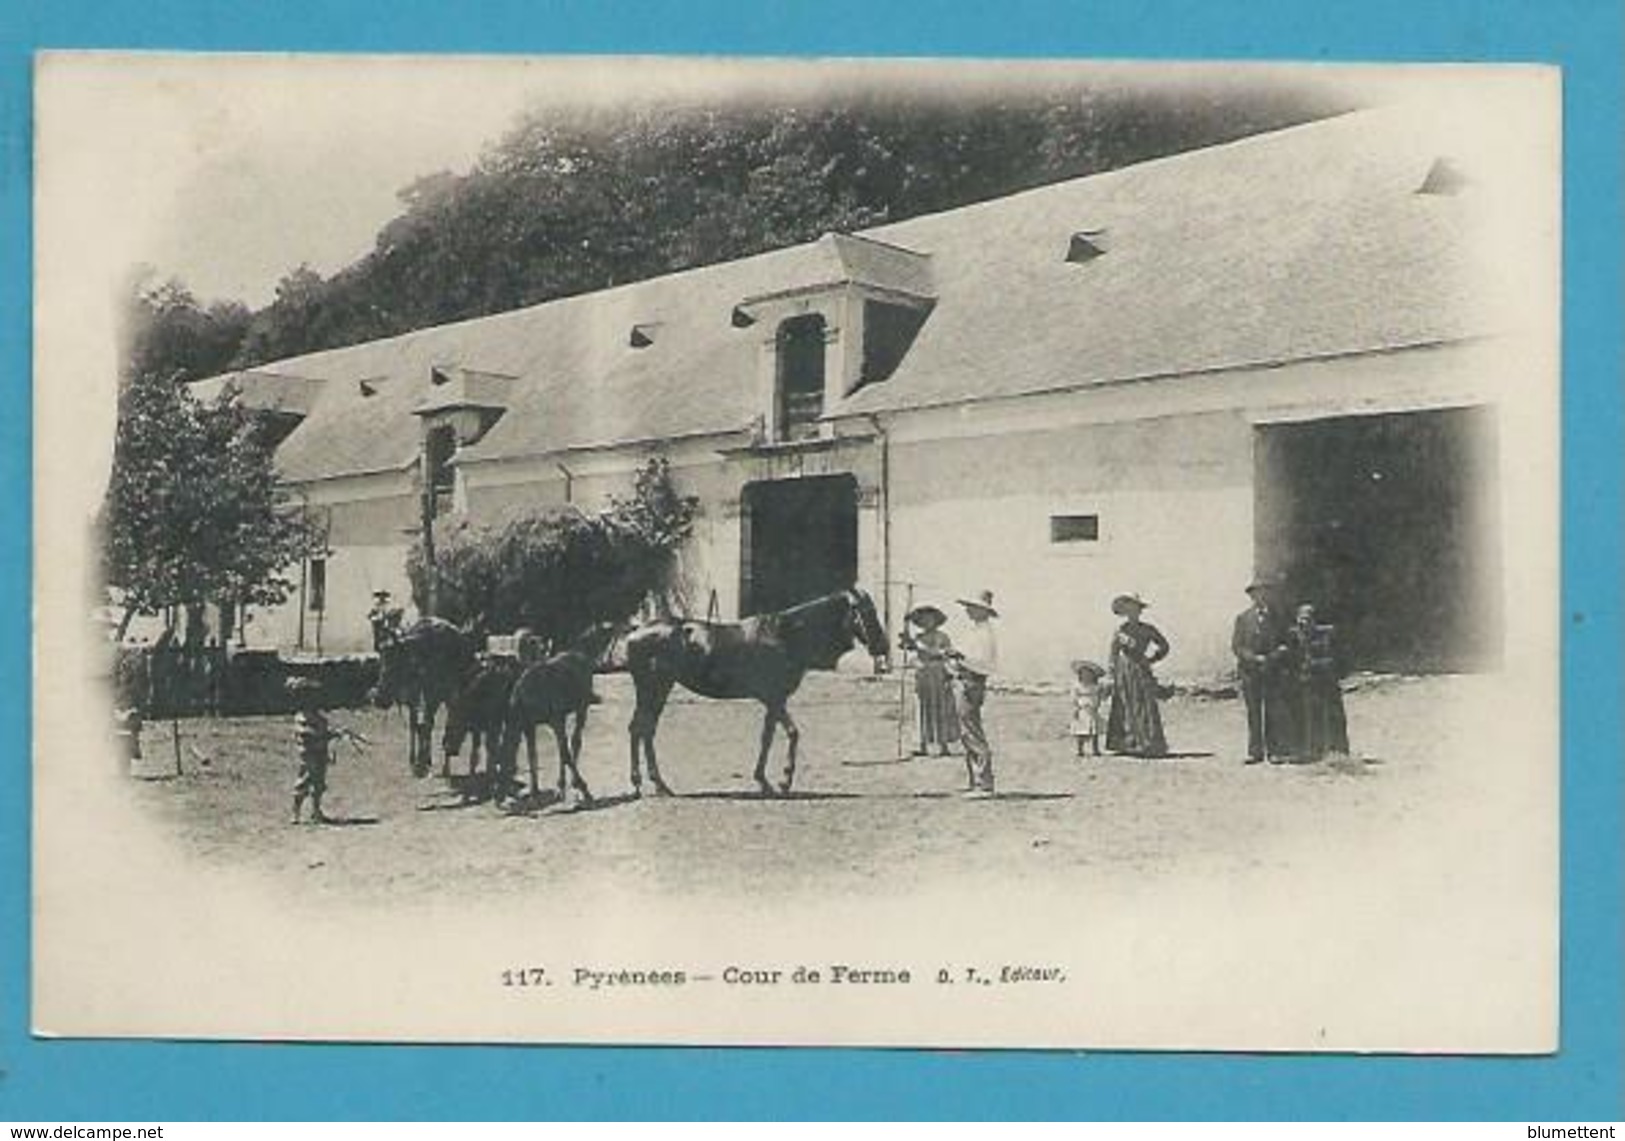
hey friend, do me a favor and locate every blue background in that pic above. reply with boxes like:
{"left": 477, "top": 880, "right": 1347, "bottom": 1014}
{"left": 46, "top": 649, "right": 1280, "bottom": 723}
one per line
{"left": 1, "top": 0, "right": 1619, "bottom": 1121}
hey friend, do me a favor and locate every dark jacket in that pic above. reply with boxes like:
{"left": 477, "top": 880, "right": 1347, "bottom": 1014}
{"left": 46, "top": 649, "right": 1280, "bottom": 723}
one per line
{"left": 1232, "top": 606, "right": 1289, "bottom": 672}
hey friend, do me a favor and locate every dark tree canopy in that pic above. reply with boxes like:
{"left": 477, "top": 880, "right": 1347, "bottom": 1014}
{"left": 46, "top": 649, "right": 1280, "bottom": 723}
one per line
{"left": 137, "top": 80, "right": 1352, "bottom": 380}
{"left": 124, "top": 272, "right": 252, "bottom": 386}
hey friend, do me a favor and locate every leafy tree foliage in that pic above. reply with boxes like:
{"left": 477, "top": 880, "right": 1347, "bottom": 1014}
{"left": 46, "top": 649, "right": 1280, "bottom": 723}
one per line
{"left": 101, "top": 368, "right": 323, "bottom": 638}
{"left": 160, "top": 80, "right": 1346, "bottom": 372}
{"left": 408, "top": 457, "right": 699, "bottom": 644}
{"left": 125, "top": 272, "right": 252, "bottom": 385}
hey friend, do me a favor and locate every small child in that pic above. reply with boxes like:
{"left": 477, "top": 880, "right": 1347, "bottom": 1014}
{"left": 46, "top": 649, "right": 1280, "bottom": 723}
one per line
{"left": 1069, "top": 659, "right": 1108, "bottom": 758}
{"left": 288, "top": 677, "right": 344, "bottom": 825}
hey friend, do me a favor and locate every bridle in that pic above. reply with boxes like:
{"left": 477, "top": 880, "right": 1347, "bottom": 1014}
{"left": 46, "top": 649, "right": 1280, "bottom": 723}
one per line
{"left": 845, "top": 588, "right": 884, "bottom": 658}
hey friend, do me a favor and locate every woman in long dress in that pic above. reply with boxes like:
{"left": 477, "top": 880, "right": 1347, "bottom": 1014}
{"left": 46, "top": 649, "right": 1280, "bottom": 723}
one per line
{"left": 1105, "top": 594, "right": 1171, "bottom": 758}
{"left": 1286, "top": 603, "right": 1350, "bottom": 760}
{"left": 902, "top": 605, "right": 960, "bottom": 756}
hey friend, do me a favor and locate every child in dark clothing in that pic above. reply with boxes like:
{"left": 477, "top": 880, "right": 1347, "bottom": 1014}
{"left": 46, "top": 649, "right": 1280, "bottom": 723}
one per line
{"left": 288, "top": 677, "right": 345, "bottom": 824}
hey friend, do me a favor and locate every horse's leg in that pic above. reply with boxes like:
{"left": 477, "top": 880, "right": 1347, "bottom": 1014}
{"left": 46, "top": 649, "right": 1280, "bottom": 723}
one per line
{"left": 524, "top": 725, "right": 540, "bottom": 800}
{"left": 627, "top": 672, "right": 646, "bottom": 794}
{"left": 552, "top": 713, "right": 593, "bottom": 806}
{"left": 408, "top": 702, "right": 424, "bottom": 778}
{"left": 550, "top": 719, "right": 571, "bottom": 803}
{"left": 492, "top": 721, "right": 515, "bottom": 806}
{"left": 777, "top": 705, "right": 802, "bottom": 796}
{"left": 431, "top": 702, "right": 452, "bottom": 780}
{"left": 566, "top": 705, "right": 593, "bottom": 803}
{"left": 642, "top": 676, "right": 676, "bottom": 797}
{"left": 629, "top": 670, "right": 675, "bottom": 797}
{"left": 752, "top": 705, "right": 779, "bottom": 796}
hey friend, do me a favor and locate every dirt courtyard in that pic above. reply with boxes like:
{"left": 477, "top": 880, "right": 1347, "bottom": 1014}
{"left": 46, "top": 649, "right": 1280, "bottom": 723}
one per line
{"left": 124, "top": 670, "right": 1510, "bottom": 909}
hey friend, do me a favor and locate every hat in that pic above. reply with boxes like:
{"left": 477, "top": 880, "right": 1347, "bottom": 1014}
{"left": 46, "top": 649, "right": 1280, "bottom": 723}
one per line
{"left": 285, "top": 676, "right": 320, "bottom": 695}
{"left": 372, "top": 588, "right": 392, "bottom": 599}
{"left": 956, "top": 589, "right": 999, "bottom": 617}
{"left": 1070, "top": 659, "right": 1106, "bottom": 680}
{"left": 906, "top": 604, "right": 948, "bottom": 628}
{"left": 1110, "top": 593, "right": 1147, "bottom": 617}
{"left": 1244, "top": 578, "right": 1279, "bottom": 596}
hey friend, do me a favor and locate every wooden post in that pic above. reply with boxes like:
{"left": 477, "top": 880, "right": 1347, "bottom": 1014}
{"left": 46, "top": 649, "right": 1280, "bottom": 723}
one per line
{"left": 419, "top": 462, "right": 438, "bottom": 619}
{"left": 171, "top": 717, "right": 183, "bottom": 777}
{"left": 895, "top": 580, "right": 913, "bottom": 760}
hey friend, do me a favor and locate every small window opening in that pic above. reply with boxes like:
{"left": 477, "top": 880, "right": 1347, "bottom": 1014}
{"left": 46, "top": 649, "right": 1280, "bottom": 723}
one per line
{"left": 1065, "top": 230, "right": 1107, "bottom": 264}
{"left": 776, "top": 314, "right": 826, "bottom": 442}
{"left": 425, "top": 424, "right": 457, "bottom": 507}
{"left": 1417, "top": 157, "right": 1467, "bottom": 196}
{"left": 308, "top": 558, "right": 327, "bottom": 613}
{"left": 1050, "top": 514, "right": 1100, "bottom": 543}
{"left": 629, "top": 323, "right": 657, "bottom": 348}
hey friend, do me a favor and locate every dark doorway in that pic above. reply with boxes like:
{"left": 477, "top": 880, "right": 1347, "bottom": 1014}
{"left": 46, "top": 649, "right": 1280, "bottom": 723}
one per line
{"left": 1254, "top": 406, "right": 1502, "bottom": 673}
{"left": 740, "top": 474, "right": 859, "bottom": 616}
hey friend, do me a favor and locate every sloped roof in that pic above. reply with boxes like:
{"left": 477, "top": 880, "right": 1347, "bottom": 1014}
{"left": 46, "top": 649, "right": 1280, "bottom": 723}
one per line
{"left": 840, "top": 105, "right": 1487, "bottom": 415}
{"left": 190, "top": 369, "right": 325, "bottom": 418}
{"left": 413, "top": 366, "right": 517, "bottom": 415}
{"left": 203, "top": 105, "right": 1498, "bottom": 484}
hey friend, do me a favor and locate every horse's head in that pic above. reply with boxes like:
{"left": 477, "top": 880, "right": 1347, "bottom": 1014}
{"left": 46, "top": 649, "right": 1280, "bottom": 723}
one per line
{"left": 845, "top": 587, "right": 890, "bottom": 667}
{"left": 571, "top": 620, "right": 627, "bottom": 667}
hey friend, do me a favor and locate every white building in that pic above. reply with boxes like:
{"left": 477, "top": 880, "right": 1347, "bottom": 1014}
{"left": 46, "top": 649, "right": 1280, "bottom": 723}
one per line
{"left": 195, "top": 103, "right": 1555, "bottom": 681}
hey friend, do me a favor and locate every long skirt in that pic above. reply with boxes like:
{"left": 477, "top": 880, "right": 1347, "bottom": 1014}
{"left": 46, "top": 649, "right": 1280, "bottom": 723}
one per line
{"left": 1106, "top": 659, "right": 1168, "bottom": 758}
{"left": 1294, "top": 673, "right": 1350, "bottom": 759}
{"left": 915, "top": 662, "right": 960, "bottom": 749}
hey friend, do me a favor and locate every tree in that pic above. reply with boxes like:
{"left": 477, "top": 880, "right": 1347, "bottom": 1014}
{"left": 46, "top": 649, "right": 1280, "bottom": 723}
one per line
{"left": 231, "top": 264, "right": 329, "bottom": 369}
{"left": 100, "top": 368, "right": 323, "bottom": 640}
{"left": 124, "top": 272, "right": 252, "bottom": 385}
{"left": 408, "top": 457, "right": 698, "bottom": 643}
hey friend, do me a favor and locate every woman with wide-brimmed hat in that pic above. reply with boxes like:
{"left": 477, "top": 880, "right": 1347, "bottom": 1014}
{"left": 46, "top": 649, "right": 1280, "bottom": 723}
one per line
{"left": 1104, "top": 593, "right": 1170, "bottom": 758}
{"left": 900, "top": 603, "right": 960, "bottom": 757}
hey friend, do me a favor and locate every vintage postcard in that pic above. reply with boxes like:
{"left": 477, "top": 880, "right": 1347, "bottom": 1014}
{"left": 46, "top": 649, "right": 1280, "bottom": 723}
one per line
{"left": 32, "top": 54, "right": 1560, "bottom": 1050}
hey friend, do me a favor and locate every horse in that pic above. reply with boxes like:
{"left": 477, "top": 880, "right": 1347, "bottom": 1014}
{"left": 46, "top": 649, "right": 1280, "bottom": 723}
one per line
{"left": 370, "top": 617, "right": 480, "bottom": 779}
{"left": 624, "top": 587, "right": 889, "bottom": 797}
{"left": 444, "top": 652, "right": 523, "bottom": 794}
{"left": 498, "top": 623, "right": 622, "bottom": 807}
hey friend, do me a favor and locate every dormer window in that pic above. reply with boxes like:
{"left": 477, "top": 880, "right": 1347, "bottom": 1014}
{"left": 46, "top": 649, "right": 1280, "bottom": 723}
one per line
{"left": 413, "top": 364, "right": 515, "bottom": 513}
{"left": 736, "top": 232, "right": 935, "bottom": 445}
{"left": 860, "top": 300, "right": 930, "bottom": 388}
{"left": 1417, "top": 157, "right": 1467, "bottom": 196}
{"left": 1066, "top": 230, "right": 1107, "bottom": 263}
{"left": 776, "top": 314, "right": 826, "bottom": 442}
{"left": 424, "top": 423, "right": 457, "bottom": 511}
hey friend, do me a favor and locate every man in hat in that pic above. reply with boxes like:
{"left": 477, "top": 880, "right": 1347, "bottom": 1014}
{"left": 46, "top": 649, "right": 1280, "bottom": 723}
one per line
{"left": 367, "top": 589, "right": 404, "bottom": 651}
{"left": 1232, "top": 579, "right": 1292, "bottom": 763}
{"left": 951, "top": 590, "right": 1000, "bottom": 797}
